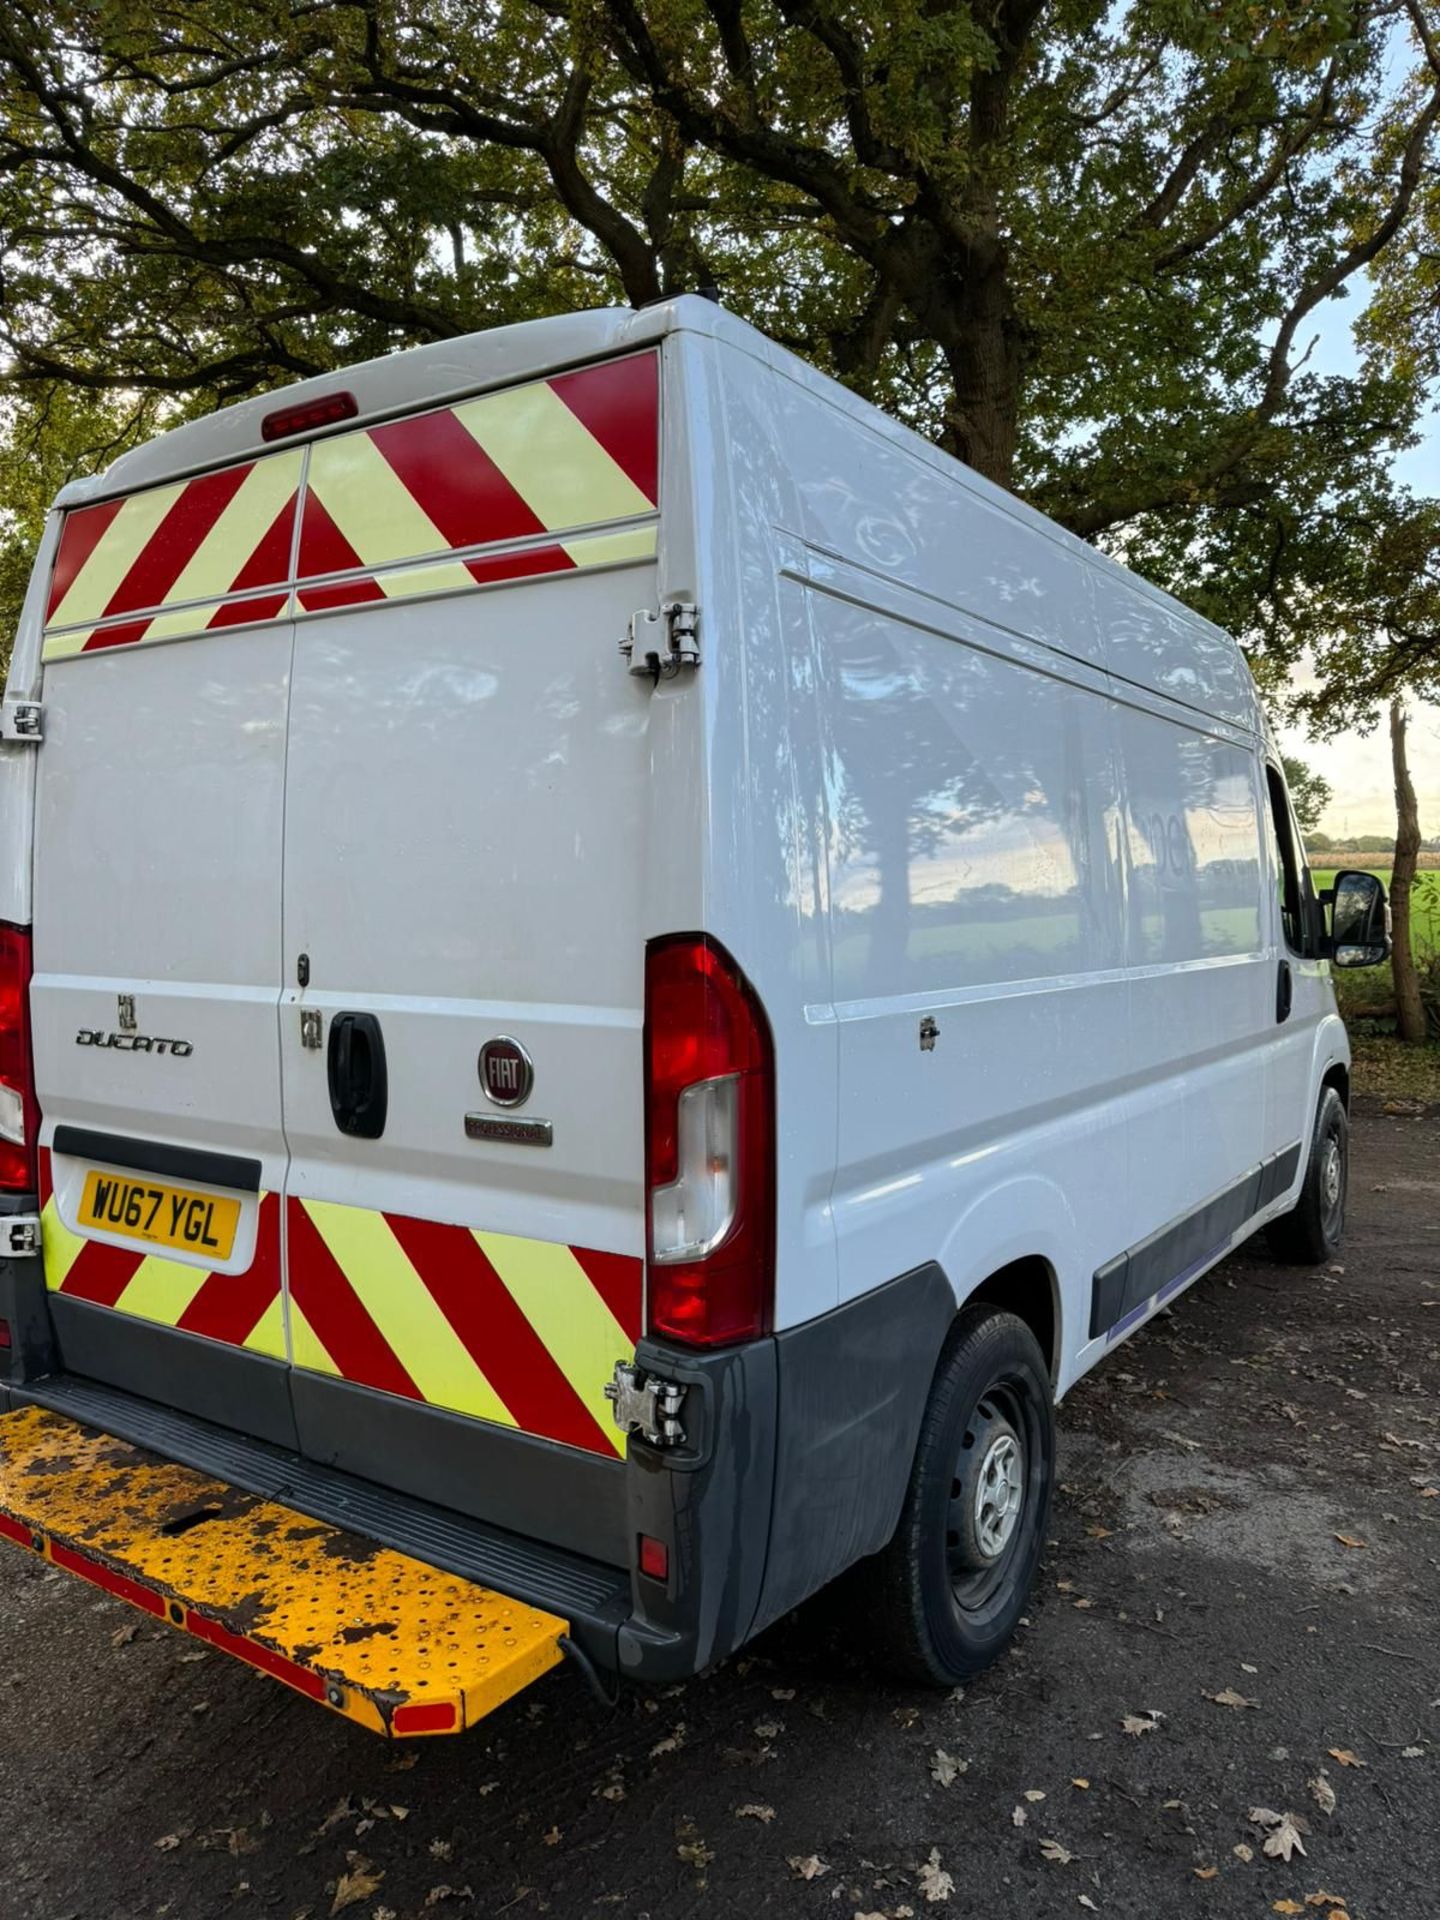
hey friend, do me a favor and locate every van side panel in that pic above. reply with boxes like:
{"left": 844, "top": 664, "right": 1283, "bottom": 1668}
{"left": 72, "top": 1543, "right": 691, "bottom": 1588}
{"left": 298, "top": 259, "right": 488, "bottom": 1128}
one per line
{"left": 1112, "top": 699, "right": 1271, "bottom": 1283}
{"left": 806, "top": 580, "right": 1129, "bottom": 1341}
{"left": 679, "top": 334, "right": 840, "bottom": 1336}
{"left": 725, "top": 350, "right": 1284, "bottom": 1411}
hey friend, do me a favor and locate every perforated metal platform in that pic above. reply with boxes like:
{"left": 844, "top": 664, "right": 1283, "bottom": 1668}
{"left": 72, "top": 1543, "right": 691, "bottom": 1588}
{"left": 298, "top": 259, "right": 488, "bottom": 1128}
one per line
{"left": 0, "top": 1404, "right": 569, "bottom": 1736}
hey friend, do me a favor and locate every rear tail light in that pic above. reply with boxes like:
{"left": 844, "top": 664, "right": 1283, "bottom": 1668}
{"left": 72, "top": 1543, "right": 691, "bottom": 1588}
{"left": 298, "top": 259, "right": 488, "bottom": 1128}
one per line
{"left": 644, "top": 935, "right": 774, "bottom": 1347}
{"left": 0, "top": 924, "right": 37, "bottom": 1194}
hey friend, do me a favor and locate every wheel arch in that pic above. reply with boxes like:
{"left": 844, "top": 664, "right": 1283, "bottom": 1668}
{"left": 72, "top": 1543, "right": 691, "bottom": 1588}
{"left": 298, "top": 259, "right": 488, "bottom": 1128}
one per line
{"left": 1321, "top": 1059, "right": 1350, "bottom": 1110}
{"left": 961, "top": 1255, "right": 1062, "bottom": 1389}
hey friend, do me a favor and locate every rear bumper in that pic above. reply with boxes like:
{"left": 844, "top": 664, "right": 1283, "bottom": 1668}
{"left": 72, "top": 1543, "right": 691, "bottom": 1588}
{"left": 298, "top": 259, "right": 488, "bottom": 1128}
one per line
{"left": 0, "top": 1249, "right": 957, "bottom": 1685}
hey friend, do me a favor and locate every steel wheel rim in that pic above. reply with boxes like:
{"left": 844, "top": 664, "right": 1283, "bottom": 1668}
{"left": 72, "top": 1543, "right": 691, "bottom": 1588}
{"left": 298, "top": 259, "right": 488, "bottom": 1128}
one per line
{"left": 974, "top": 1432, "right": 1024, "bottom": 1558}
{"left": 1319, "top": 1124, "right": 1345, "bottom": 1239}
{"left": 947, "top": 1384, "right": 1033, "bottom": 1613}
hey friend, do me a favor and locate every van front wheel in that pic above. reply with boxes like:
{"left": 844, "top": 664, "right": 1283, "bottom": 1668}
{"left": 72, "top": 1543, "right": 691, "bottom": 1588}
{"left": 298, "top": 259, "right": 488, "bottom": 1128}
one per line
{"left": 1267, "top": 1085, "right": 1348, "bottom": 1266}
{"left": 864, "top": 1305, "right": 1055, "bottom": 1686}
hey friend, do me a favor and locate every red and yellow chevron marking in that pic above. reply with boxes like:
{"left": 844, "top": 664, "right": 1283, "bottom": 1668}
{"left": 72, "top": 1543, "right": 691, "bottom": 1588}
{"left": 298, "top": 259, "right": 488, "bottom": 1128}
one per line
{"left": 294, "top": 352, "right": 658, "bottom": 613}
{"left": 42, "top": 450, "right": 303, "bottom": 660}
{"left": 38, "top": 1149, "right": 285, "bottom": 1358}
{"left": 285, "top": 1197, "right": 642, "bottom": 1459}
{"left": 42, "top": 351, "right": 660, "bottom": 658}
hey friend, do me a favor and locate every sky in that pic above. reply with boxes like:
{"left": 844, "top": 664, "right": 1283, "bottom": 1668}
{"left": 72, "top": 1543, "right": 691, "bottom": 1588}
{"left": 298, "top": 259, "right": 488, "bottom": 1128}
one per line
{"left": 1274, "top": 285, "right": 1440, "bottom": 840}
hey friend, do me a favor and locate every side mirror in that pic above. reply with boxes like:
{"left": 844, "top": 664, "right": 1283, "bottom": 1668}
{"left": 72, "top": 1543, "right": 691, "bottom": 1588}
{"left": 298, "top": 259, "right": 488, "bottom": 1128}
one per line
{"left": 1324, "top": 869, "right": 1391, "bottom": 968}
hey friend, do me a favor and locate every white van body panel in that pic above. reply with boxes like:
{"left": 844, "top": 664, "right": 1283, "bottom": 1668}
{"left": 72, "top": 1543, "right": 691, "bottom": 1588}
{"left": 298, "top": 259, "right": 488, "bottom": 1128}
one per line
{"left": 4, "top": 297, "right": 1346, "bottom": 1662}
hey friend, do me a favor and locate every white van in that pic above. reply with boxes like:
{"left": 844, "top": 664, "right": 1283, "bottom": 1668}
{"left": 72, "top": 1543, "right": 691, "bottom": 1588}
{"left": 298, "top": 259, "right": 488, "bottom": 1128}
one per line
{"left": 0, "top": 297, "right": 1389, "bottom": 1730}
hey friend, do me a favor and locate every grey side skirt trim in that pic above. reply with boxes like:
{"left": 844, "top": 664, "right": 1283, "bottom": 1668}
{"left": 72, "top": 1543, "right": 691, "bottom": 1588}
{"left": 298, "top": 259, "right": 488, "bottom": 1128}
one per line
{"left": 1089, "top": 1141, "right": 1303, "bottom": 1341}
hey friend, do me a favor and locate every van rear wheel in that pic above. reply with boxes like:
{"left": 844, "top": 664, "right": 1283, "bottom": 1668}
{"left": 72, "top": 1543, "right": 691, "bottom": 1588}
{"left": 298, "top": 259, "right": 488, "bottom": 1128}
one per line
{"left": 863, "top": 1305, "right": 1054, "bottom": 1686}
{"left": 1267, "top": 1084, "right": 1348, "bottom": 1266}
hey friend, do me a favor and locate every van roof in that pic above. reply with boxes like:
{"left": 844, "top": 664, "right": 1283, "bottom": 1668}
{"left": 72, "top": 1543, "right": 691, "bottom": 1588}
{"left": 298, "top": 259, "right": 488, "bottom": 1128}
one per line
{"left": 56, "top": 293, "right": 1244, "bottom": 684}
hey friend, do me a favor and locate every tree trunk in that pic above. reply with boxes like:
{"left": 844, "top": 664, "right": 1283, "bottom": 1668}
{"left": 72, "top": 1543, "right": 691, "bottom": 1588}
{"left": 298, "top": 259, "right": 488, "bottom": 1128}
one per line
{"left": 1389, "top": 698, "right": 1427, "bottom": 1044}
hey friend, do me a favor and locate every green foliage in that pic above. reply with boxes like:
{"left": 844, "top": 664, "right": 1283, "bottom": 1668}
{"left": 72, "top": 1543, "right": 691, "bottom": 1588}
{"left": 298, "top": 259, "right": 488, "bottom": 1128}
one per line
{"left": 0, "top": 0, "right": 1438, "bottom": 695}
{"left": 1280, "top": 753, "right": 1333, "bottom": 835}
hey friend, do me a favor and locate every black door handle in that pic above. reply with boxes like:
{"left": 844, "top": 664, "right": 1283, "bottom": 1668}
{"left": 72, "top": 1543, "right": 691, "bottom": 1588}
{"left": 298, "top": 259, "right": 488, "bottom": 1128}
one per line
{"left": 327, "top": 1012, "right": 388, "bottom": 1139}
{"left": 1276, "top": 959, "right": 1293, "bottom": 1025}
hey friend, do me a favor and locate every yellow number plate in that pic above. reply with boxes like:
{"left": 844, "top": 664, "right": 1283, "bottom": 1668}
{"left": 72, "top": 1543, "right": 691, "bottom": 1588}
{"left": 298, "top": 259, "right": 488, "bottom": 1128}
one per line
{"left": 76, "top": 1170, "right": 241, "bottom": 1261}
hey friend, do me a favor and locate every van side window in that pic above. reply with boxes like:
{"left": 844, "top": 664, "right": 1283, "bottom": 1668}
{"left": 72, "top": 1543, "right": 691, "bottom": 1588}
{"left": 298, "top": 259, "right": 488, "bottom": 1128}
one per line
{"left": 1263, "top": 764, "right": 1309, "bottom": 954}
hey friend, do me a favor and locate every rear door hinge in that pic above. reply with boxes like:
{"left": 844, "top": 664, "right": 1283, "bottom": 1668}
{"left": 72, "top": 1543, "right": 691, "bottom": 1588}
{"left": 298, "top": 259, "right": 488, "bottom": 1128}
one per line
{"left": 621, "top": 602, "right": 700, "bottom": 679}
{"left": 5, "top": 1215, "right": 41, "bottom": 1258}
{"left": 604, "top": 1360, "right": 687, "bottom": 1447}
{"left": 0, "top": 699, "right": 42, "bottom": 744}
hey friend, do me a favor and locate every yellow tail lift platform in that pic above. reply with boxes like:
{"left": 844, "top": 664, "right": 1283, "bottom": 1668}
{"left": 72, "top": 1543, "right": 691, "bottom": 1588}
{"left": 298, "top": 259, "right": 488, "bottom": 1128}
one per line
{"left": 0, "top": 1405, "right": 568, "bottom": 1736}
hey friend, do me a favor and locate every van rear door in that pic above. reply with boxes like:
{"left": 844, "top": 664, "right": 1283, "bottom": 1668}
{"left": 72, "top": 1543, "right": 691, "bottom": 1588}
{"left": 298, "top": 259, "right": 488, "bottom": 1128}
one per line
{"left": 276, "top": 354, "right": 656, "bottom": 1560}
{"left": 29, "top": 450, "right": 302, "bottom": 1442}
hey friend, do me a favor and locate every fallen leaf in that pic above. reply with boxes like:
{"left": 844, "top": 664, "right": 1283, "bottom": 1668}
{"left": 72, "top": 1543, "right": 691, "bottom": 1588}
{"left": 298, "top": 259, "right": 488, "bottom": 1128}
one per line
{"left": 918, "top": 1848, "right": 953, "bottom": 1904}
{"left": 930, "top": 1749, "right": 966, "bottom": 1787}
{"left": 331, "top": 1866, "right": 384, "bottom": 1915}
{"left": 1401, "top": 1746, "right": 1425, "bottom": 1759}
{"left": 753, "top": 1720, "right": 782, "bottom": 1740}
{"left": 154, "top": 1835, "right": 182, "bottom": 1854}
{"left": 1011, "top": 1805, "right": 1028, "bottom": 1828}
{"left": 1263, "top": 1815, "right": 1308, "bottom": 1863}
{"left": 112, "top": 1622, "right": 139, "bottom": 1647}
{"left": 1120, "top": 1714, "right": 1158, "bottom": 1736}
{"left": 541, "top": 1826, "right": 561, "bottom": 1848}
{"left": 422, "top": 1889, "right": 473, "bottom": 1908}
{"left": 1071, "top": 1778, "right": 1090, "bottom": 1790}
{"left": 1234, "top": 1845, "right": 1254, "bottom": 1863}
{"left": 1024, "top": 1789, "right": 1046, "bottom": 1803}
{"left": 1305, "top": 1895, "right": 1348, "bottom": 1909}
{"left": 1195, "top": 1865, "right": 1218, "bottom": 1879}
{"left": 1333, "top": 1534, "right": 1367, "bottom": 1550}
{"left": 1038, "top": 1839, "right": 1073, "bottom": 1865}
{"left": 1073, "top": 1597, "right": 1095, "bottom": 1610}
{"left": 1078, "top": 1900, "right": 1099, "bottom": 1913}
{"left": 1309, "top": 1774, "right": 1336, "bottom": 1817}
{"left": 1327, "top": 1748, "right": 1365, "bottom": 1769}
{"left": 788, "top": 1856, "right": 829, "bottom": 1881}
{"left": 1274, "top": 1905, "right": 1304, "bottom": 1917}
{"left": 651, "top": 1724, "right": 687, "bottom": 1756}
{"left": 677, "top": 1839, "right": 714, "bottom": 1869}
{"left": 1205, "top": 1688, "right": 1259, "bottom": 1709}
{"left": 735, "top": 1804, "right": 775, "bottom": 1823}
{"left": 429, "top": 1840, "right": 454, "bottom": 1862}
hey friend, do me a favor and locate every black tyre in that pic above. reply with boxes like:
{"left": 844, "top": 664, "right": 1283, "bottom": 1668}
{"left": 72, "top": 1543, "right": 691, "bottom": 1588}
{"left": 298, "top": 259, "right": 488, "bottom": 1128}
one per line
{"left": 861, "top": 1305, "right": 1055, "bottom": 1685}
{"left": 1267, "top": 1084, "right": 1348, "bottom": 1267}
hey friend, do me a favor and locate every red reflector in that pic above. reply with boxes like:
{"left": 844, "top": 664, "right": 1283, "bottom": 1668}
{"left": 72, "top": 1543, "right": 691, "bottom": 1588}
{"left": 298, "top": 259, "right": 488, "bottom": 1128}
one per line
{"left": 0, "top": 1318, "right": 10, "bottom": 1349}
{"left": 392, "top": 1699, "right": 459, "bottom": 1735}
{"left": 0, "top": 924, "right": 38, "bottom": 1195}
{"left": 638, "top": 1534, "right": 669, "bottom": 1581}
{"left": 260, "top": 391, "right": 359, "bottom": 442}
{"left": 644, "top": 935, "right": 775, "bottom": 1348}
